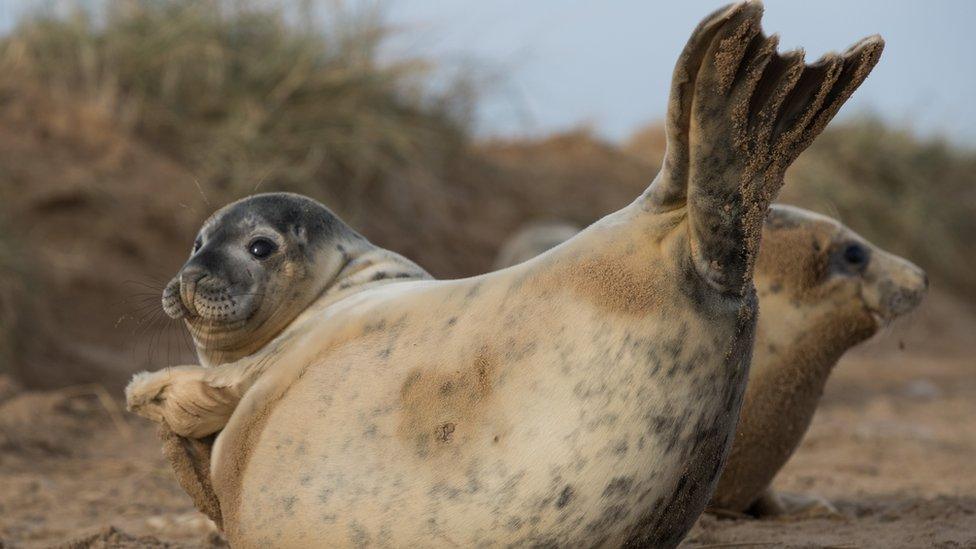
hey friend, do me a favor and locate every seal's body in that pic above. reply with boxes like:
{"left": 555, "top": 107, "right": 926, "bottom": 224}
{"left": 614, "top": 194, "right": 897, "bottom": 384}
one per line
{"left": 211, "top": 208, "right": 749, "bottom": 546}
{"left": 496, "top": 206, "right": 928, "bottom": 517}
{"left": 128, "top": 3, "right": 885, "bottom": 546}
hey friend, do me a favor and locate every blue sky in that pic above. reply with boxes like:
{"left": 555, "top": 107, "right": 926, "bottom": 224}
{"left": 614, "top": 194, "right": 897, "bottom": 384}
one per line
{"left": 380, "top": 0, "right": 976, "bottom": 143}
{"left": 4, "top": 1, "right": 974, "bottom": 144}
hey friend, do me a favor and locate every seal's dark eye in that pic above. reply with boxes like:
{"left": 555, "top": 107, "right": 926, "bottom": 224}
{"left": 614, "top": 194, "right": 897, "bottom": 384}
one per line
{"left": 843, "top": 243, "right": 868, "bottom": 266}
{"left": 248, "top": 238, "right": 277, "bottom": 259}
{"left": 192, "top": 237, "right": 202, "bottom": 253}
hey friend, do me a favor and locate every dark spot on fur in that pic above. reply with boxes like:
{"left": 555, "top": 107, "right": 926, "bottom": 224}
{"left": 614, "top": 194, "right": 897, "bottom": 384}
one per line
{"left": 586, "top": 504, "right": 629, "bottom": 534}
{"left": 556, "top": 485, "right": 574, "bottom": 509}
{"left": 603, "top": 477, "right": 634, "bottom": 498}
{"left": 414, "top": 433, "right": 431, "bottom": 458}
{"left": 430, "top": 482, "right": 462, "bottom": 500}
{"left": 281, "top": 495, "right": 297, "bottom": 514}
{"left": 363, "top": 318, "right": 388, "bottom": 334}
{"left": 613, "top": 439, "right": 629, "bottom": 455}
{"left": 349, "top": 521, "right": 370, "bottom": 548}
{"left": 437, "top": 422, "right": 456, "bottom": 443}
{"left": 401, "top": 371, "right": 421, "bottom": 393}
{"left": 446, "top": 317, "right": 457, "bottom": 327}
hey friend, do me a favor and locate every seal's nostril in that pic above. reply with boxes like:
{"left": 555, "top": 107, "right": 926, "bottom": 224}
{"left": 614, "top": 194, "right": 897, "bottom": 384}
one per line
{"left": 180, "top": 268, "right": 208, "bottom": 287}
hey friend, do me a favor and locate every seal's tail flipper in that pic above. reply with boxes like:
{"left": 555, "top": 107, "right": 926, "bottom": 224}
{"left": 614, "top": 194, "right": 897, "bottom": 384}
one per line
{"left": 126, "top": 366, "right": 242, "bottom": 439}
{"left": 642, "top": 2, "right": 751, "bottom": 210}
{"left": 644, "top": 1, "right": 882, "bottom": 295}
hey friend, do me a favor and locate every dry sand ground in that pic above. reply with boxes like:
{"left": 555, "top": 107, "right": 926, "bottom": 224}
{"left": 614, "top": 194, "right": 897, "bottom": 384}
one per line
{"left": 1, "top": 293, "right": 973, "bottom": 549}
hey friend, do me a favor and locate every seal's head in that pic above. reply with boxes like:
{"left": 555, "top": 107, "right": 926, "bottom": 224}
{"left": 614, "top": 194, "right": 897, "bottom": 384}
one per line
{"left": 756, "top": 204, "right": 928, "bottom": 353}
{"left": 163, "top": 193, "right": 363, "bottom": 364}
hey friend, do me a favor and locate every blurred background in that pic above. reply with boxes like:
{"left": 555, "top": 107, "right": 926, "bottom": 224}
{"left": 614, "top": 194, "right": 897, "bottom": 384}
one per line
{"left": 0, "top": 1, "right": 973, "bottom": 547}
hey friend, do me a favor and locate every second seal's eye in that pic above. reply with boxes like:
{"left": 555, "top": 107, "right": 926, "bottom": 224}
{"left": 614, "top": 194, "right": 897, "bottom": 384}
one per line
{"left": 193, "top": 237, "right": 202, "bottom": 253}
{"left": 248, "top": 238, "right": 277, "bottom": 259}
{"left": 842, "top": 243, "right": 868, "bottom": 267}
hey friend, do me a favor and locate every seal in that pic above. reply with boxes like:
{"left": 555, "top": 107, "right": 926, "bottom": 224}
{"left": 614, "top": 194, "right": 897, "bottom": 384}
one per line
{"left": 127, "top": 3, "right": 884, "bottom": 546}
{"left": 130, "top": 192, "right": 430, "bottom": 524}
{"left": 710, "top": 205, "right": 927, "bottom": 516}
{"left": 495, "top": 205, "right": 928, "bottom": 517}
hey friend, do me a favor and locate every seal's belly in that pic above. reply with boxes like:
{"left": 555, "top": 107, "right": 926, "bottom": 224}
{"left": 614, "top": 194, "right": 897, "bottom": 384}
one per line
{"left": 226, "top": 293, "right": 750, "bottom": 548}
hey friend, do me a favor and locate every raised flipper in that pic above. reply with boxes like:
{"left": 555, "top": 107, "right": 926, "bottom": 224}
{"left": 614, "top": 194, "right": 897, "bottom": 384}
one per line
{"left": 643, "top": 1, "right": 883, "bottom": 296}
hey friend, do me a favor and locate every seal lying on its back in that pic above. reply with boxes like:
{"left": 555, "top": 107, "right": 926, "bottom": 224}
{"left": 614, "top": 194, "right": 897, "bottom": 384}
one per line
{"left": 494, "top": 205, "right": 928, "bottom": 517}
{"left": 128, "top": 3, "right": 884, "bottom": 546}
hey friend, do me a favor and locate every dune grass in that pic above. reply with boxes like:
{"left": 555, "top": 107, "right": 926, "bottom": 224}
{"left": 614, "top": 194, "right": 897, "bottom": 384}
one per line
{"left": 0, "top": 0, "right": 472, "bottom": 212}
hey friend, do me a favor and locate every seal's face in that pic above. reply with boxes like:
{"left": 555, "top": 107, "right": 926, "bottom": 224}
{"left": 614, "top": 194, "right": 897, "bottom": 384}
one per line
{"left": 163, "top": 193, "right": 354, "bottom": 362}
{"left": 756, "top": 205, "right": 928, "bottom": 350}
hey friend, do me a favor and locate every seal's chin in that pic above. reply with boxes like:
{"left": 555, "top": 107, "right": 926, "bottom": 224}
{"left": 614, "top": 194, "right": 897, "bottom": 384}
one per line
{"left": 864, "top": 288, "right": 926, "bottom": 330}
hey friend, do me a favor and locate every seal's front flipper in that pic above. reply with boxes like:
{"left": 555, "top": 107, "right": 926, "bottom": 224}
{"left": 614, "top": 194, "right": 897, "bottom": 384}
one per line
{"left": 126, "top": 365, "right": 242, "bottom": 438}
{"left": 159, "top": 425, "right": 223, "bottom": 527}
{"left": 644, "top": 1, "right": 883, "bottom": 296}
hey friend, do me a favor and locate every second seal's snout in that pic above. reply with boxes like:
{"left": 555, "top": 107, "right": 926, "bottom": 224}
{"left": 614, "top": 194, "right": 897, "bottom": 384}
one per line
{"left": 864, "top": 251, "right": 928, "bottom": 324}
{"left": 883, "top": 263, "right": 928, "bottom": 318}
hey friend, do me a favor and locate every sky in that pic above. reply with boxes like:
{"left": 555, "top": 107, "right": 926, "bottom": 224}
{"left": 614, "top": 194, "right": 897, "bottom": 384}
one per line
{"left": 378, "top": 0, "right": 976, "bottom": 143}
{"left": 3, "top": 1, "right": 974, "bottom": 144}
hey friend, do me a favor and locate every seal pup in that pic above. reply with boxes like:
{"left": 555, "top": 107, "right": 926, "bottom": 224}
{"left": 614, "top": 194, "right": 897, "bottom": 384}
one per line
{"left": 710, "top": 205, "right": 927, "bottom": 516}
{"left": 130, "top": 192, "right": 430, "bottom": 524}
{"left": 128, "top": 3, "right": 884, "bottom": 546}
{"left": 494, "top": 205, "right": 928, "bottom": 517}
